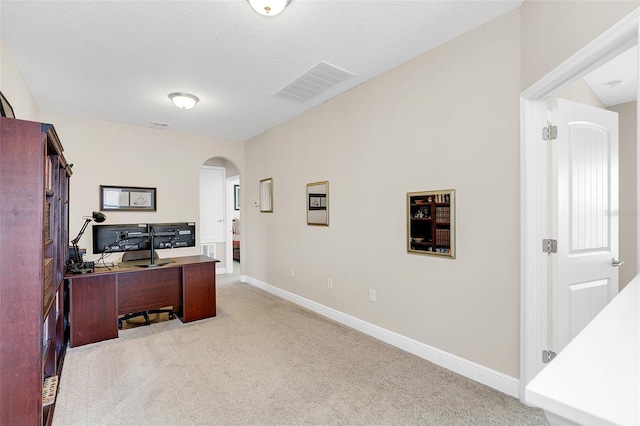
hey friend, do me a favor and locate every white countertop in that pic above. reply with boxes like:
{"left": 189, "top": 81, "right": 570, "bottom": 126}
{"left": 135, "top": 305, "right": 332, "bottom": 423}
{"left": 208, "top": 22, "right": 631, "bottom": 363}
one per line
{"left": 525, "top": 277, "right": 639, "bottom": 425}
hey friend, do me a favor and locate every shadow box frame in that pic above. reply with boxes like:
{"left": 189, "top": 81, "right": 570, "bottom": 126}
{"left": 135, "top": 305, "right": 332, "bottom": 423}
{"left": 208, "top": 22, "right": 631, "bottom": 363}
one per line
{"left": 407, "top": 189, "right": 455, "bottom": 258}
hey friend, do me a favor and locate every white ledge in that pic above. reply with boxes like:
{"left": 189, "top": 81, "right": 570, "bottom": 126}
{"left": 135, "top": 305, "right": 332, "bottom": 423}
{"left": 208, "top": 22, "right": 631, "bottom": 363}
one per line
{"left": 525, "top": 276, "right": 640, "bottom": 425}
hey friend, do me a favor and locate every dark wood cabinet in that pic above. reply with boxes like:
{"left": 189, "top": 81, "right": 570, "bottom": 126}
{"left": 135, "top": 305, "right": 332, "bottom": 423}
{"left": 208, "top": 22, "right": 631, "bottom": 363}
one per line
{"left": 0, "top": 118, "right": 72, "bottom": 425}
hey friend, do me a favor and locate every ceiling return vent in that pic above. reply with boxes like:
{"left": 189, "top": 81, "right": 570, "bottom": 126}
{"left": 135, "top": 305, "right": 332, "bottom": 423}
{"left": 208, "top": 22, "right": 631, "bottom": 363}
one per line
{"left": 275, "top": 61, "right": 356, "bottom": 103}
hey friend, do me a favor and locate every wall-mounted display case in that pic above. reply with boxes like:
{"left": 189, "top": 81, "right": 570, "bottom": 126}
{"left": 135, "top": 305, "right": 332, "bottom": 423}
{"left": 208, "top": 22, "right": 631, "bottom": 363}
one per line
{"left": 407, "top": 189, "right": 455, "bottom": 258}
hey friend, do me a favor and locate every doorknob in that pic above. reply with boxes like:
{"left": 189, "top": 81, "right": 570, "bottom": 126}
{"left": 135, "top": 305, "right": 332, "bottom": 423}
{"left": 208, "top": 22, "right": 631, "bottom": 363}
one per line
{"left": 611, "top": 258, "right": 624, "bottom": 267}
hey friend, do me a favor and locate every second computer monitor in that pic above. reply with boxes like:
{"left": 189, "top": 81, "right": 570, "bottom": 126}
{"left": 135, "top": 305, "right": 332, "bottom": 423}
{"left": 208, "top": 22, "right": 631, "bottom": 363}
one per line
{"left": 149, "top": 222, "right": 196, "bottom": 250}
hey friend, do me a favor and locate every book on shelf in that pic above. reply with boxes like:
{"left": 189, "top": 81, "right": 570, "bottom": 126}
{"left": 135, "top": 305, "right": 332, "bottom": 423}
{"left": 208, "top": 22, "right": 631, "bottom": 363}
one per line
{"left": 42, "top": 376, "right": 58, "bottom": 407}
{"left": 435, "top": 206, "right": 450, "bottom": 224}
{"left": 45, "top": 157, "right": 53, "bottom": 192}
{"left": 44, "top": 202, "right": 51, "bottom": 242}
{"left": 434, "top": 194, "right": 450, "bottom": 203}
{"left": 43, "top": 258, "right": 54, "bottom": 311}
{"left": 435, "top": 228, "right": 450, "bottom": 246}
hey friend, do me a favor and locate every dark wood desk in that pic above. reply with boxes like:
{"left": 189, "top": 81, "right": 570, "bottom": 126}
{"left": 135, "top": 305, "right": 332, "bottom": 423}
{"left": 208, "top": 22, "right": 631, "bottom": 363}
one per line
{"left": 66, "top": 255, "right": 218, "bottom": 347}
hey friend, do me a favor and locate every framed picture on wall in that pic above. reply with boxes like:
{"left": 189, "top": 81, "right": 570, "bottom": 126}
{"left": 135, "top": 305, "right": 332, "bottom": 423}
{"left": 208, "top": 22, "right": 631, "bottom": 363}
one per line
{"left": 307, "top": 181, "right": 329, "bottom": 226}
{"left": 234, "top": 184, "right": 240, "bottom": 210}
{"left": 100, "top": 185, "right": 156, "bottom": 211}
{"left": 260, "top": 178, "right": 273, "bottom": 213}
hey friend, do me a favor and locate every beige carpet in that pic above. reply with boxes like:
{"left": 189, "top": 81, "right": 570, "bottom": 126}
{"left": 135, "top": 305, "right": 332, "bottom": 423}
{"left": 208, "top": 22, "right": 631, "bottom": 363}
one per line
{"left": 53, "top": 278, "right": 548, "bottom": 426}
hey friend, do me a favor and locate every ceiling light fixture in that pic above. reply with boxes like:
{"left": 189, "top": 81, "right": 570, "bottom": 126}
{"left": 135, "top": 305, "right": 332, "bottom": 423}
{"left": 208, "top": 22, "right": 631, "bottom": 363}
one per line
{"left": 168, "top": 92, "right": 199, "bottom": 109}
{"left": 247, "top": 0, "right": 289, "bottom": 16}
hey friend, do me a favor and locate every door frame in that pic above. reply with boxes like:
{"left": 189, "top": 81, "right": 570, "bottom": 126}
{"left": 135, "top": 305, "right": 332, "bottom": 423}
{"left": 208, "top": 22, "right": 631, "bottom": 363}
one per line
{"left": 226, "top": 175, "right": 239, "bottom": 273}
{"left": 519, "top": 9, "right": 639, "bottom": 401}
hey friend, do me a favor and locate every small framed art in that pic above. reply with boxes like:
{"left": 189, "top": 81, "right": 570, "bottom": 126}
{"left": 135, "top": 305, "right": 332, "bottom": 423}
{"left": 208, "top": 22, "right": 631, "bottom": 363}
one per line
{"left": 260, "top": 178, "right": 273, "bottom": 213}
{"left": 307, "top": 181, "right": 329, "bottom": 226}
{"left": 100, "top": 185, "right": 156, "bottom": 211}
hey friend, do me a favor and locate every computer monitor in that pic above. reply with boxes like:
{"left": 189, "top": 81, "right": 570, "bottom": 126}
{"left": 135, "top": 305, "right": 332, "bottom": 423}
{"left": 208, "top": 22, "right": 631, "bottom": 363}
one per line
{"left": 148, "top": 222, "right": 196, "bottom": 250}
{"left": 92, "top": 223, "right": 150, "bottom": 254}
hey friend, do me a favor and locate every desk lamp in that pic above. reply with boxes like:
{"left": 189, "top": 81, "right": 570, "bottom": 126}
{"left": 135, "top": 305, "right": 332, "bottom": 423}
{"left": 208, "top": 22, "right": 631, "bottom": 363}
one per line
{"left": 67, "top": 211, "right": 106, "bottom": 274}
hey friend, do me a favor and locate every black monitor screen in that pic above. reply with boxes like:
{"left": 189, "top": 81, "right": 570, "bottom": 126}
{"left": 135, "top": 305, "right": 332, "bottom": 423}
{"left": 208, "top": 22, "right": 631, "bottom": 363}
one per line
{"left": 93, "top": 223, "right": 150, "bottom": 254}
{"left": 149, "top": 222, "right": 196, "bottom": 250}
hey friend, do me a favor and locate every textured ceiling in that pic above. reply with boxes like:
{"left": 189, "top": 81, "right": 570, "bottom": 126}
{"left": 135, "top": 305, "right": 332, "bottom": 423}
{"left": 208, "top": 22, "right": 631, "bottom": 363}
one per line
{"left": 1, "top": 1, "right": 524, "bottom": 141}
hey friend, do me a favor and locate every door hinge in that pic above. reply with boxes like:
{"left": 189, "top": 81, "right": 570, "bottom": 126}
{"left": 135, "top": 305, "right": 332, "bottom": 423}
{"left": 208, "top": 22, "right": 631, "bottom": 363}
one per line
{"left": 542, "top": 350, "right": 557, "bottom": 364}
{"left": 542, "top": 239, "right": 557, "bottom": 255}
{"left": 542, "top": 125, "right": 558, "bottom": 141}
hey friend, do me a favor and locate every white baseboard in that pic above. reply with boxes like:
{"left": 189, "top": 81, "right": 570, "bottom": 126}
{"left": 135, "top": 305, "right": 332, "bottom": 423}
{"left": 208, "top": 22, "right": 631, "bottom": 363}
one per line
{"left": 245, "top": 276, "right": 520, "bottom": 398}
{"left": 216, "top": 267, "right": 227, "bottom": 275}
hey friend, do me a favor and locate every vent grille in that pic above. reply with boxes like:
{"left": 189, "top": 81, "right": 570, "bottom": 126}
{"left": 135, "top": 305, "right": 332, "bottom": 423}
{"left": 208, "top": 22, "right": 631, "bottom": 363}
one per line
{"left": 201, "top": 243, "right": 216, "bottom": 259}
{"left": 275, "top": 61, "right": 356, "bottom": 103}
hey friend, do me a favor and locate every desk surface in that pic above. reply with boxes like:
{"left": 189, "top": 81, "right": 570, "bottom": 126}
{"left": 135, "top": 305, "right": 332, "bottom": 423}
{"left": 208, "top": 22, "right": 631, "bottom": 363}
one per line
{"left": 68, "top": 255, "right": 218, "bottom": 278}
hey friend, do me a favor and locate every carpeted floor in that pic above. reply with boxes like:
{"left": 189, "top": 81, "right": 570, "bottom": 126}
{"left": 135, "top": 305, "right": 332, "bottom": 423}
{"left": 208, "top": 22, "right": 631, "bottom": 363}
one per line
{"left": 53, "top": 276, "right": 548, "bottom": 425}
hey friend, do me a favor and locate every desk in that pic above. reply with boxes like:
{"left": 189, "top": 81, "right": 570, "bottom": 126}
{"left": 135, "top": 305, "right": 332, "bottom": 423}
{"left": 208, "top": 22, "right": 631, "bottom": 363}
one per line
{"left": 66, "top": 255, "right": 218, "bottom": 347}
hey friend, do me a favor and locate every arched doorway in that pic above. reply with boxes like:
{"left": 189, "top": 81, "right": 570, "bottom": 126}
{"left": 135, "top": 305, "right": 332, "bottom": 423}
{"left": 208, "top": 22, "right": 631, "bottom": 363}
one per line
{"left": 200, "top": 156, "right": 241, "bottom": 276}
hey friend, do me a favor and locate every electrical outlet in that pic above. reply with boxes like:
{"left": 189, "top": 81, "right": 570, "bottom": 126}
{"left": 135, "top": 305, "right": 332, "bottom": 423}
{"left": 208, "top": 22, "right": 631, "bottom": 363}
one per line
{"left": 369, "top": 289, "right": 376, "bottom": 302}
{"left": 327, "top": 278, "right": 333, "bottom": 289}
{"left": 289, "top": 268, "right": 295, "bottom": 278}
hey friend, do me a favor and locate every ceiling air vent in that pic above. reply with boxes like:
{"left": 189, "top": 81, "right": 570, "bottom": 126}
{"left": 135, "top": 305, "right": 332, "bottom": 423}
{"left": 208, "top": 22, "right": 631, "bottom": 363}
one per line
{"left": 275, "top": 61, "right": 356, "bottom": 103}
{"left": 151, "top": 121, "right": 170, "bottom": 129}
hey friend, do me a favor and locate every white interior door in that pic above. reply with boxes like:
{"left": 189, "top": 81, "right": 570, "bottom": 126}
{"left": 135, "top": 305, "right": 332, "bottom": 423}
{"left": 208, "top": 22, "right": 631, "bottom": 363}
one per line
{"left": 519, "top": 11, "right": 638, "bottom": 400}
{"left": 199, "top": 166, "right": 225, "bottom": 245}
{"left": 552, "top": 98, "right": 620, "bottom": 353}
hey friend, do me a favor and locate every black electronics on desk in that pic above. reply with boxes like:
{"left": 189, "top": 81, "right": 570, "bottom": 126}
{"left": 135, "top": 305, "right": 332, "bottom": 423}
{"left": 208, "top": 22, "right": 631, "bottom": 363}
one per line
{"left": 93, "top": 222, "right": 196, "bottom": 267}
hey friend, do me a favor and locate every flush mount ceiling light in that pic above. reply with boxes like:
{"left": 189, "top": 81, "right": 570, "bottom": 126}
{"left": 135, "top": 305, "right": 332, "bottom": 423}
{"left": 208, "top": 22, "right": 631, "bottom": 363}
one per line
{"left": 247, "top": 0, "right": 289, "bottom": 16}
{"left": 168, "top": 92, "right": 199, "bottom": 109}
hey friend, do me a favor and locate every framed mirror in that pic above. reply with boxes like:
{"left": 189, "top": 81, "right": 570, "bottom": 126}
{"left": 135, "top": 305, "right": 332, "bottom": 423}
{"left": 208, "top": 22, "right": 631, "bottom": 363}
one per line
{"left": 407, "top": 189, "right": 455, "bottom": 258}
{"left": 259, "top": 178, "right": 273, "bottom": 212}
{"left": 307, "top": 181, "right": 329, "bottom": 226}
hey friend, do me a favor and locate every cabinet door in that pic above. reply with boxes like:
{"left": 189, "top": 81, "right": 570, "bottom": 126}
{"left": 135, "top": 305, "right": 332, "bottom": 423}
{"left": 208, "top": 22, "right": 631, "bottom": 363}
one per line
{"left": 180, "top": 262, "right": 216, "bottom": 322}
{"left": 68, "top": 275, "right": 118, "bottom": 347}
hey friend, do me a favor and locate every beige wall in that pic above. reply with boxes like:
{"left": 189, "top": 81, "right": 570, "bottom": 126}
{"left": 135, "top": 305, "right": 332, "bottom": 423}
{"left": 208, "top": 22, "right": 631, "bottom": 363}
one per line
{"left": 611, "top": 101, "right": 638, "bottom": 289}
{"left": 39, "top": 112, "right": 244, "bottom": 263}
{"left": 553, "top": 79, "right": 606, "bottom": 109}
{"left": 1, "top": 35, "right": 244, "bottom": 264}
{"left": 0, "top": 35, "right": 40, "bottom": 121}
{"left": 520, "top": 0, "right": 639, "bottom": 90}
{"left": 246, "top": 9, "right": 523, "bottom": 377}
